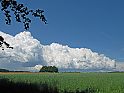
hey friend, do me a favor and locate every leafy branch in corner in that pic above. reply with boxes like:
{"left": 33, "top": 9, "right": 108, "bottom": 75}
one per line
{"left": 0, "top": 35, "right": 13, "bottom": 50}
{"left": 0, "top": 0, "right": 47, "bottom": 30}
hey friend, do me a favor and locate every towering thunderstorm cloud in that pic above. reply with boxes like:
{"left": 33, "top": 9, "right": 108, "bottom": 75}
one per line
{"left": 0, "top": 31, "right": 115, "bottom": 71}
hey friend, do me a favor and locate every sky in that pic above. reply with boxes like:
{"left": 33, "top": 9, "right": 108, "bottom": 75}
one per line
{"left": 0, "top": 0, "right": 124, "bottom": 62}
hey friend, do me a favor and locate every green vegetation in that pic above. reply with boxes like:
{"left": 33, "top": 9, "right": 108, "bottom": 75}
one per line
{"left": 40, "top": 66, "right": 58, "bottom": 72}
{"left": 0, "top": 78, "right": 59, "bottom": 93}
{"left": 0, "top": 72, "right": 124, "bottom": 93}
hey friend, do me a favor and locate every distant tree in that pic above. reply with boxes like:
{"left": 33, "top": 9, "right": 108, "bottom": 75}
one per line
{"left": 40, "top": 66, "right": 58, "bottom": 73}
{"left": 40, "top": 66, "right": 47, "bottom": 72}
{"left": 0, "top": 0, "right": 47, "bottom": 30}
{"left": 0, "top": 68, "right": 9, "bottom": 72}
{"left": 52, "top": 66, "right": 58, "bottom": 72}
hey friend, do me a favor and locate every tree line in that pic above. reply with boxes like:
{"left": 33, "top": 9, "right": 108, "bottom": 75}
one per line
{"left": 0, "top": 66, "right": 58, "bottom": 73}
{"left": 40, "top": 66, "right": 58, "bottom": 73}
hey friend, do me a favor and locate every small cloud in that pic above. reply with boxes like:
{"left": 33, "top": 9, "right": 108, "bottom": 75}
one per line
{"left": 115, "top": 62, "right": 124, "bottom": 71}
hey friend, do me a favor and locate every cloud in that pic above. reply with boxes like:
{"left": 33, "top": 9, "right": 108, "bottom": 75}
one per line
{"left": 0, "top": 31, "right": 115, "bottom": 72}
{"left": 115, "top": 62, "right": 124, "bottom": 71}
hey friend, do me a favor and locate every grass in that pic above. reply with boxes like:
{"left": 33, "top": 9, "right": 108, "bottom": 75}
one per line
{"left": 0, "top": 72, "right": 124, "bottom": 93}
{"left": 0, "top": 78, "right": 59, "bottom": 93}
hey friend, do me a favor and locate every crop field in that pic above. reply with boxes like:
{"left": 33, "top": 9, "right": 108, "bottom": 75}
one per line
{"left": 0, "top": 72, "right": 124, "bottom": 93}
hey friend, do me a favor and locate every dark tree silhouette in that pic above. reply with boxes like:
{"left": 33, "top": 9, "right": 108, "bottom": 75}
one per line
{"left": 40, "top": 66, "right": 58, "bottom": 73}
{"left": 0, "top": 36, "right": 4, "bottom": 42}
{"left": 0, "top": 0, "right": 47, "bottom": 30}
{"left": 0, "top": 35, "right": 13, "bottom": 50}
{"left": 0, "top": 0, "right": 47, "bottom": 50}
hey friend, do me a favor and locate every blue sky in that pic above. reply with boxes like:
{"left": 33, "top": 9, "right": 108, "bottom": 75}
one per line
{"left": 0, "top": 0, "right": 124, "bottom": 62}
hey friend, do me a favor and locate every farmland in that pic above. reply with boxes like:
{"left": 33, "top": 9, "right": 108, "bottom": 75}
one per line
{"left": 0, "top": 72, "right": 124, "bottom": 93}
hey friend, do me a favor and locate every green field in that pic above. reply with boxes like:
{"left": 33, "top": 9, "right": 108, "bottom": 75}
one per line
{"left": 0, "top": 72, "right": 124, "bottom": 93}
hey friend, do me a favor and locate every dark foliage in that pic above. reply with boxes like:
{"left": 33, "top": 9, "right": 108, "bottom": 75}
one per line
{"left": 10, "top": 71, "right": 30, "bottom": 72}
{"left": 0, "top": 78, "right": 58, "bottom": 93}
{"left": 0, "top": 0, "right": 47, "bottom": 50}
{"left": 40, "top": 66, "right": 58, "bottom": 73}
{"left": 0, "top": 78, "right": 96, "bottom": 93}
{"left": 0, "top": 68, "right": 9, "bottom": 72}
{"left": 0, "top": 35, "right": 13, "bottom": 50}
{"left": 0, "top": 0, "right": 47, "bottom": 30}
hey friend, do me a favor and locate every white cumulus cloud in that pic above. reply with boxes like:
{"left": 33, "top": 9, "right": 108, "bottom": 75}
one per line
{"left": 0, "top": 31, "right": 116, "bottom": 72}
